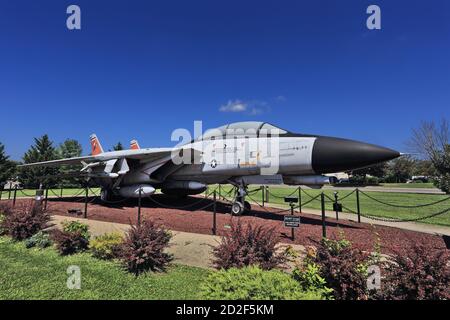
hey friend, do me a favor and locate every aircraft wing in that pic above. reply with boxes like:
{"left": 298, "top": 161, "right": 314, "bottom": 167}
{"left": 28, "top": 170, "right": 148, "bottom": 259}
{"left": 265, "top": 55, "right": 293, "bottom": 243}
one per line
{"left": 18, "top": 155, "right": 97, "bottom": 168}
{"left": 18, "top": 147, "right": 202, "bottom": 168}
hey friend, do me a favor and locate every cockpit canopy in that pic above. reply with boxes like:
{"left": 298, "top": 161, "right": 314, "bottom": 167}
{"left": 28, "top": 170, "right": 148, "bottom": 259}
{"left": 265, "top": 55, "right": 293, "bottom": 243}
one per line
{"left": 197, "top": 121, "right": 290, "bottom": 141}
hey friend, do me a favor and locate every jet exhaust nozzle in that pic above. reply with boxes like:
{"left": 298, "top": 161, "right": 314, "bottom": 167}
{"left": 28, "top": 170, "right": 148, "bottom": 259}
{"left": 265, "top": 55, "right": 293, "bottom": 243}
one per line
{"left": 117, "top": 184, "right": 155, "bottom": 198}
{"left": 283, "top": 175, "right": 337, "bottom": 186}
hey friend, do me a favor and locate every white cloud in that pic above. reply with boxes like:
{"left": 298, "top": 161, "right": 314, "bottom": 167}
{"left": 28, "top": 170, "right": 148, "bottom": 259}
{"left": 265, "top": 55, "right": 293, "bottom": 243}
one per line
{"left": 274, "top": 95, "right": 286, "bottom": 102}
{"left": 219, "top": 99, "right": 271, "bottom": 115}
{"left": 219, "top": 100, "right": 248, "bottom": 113}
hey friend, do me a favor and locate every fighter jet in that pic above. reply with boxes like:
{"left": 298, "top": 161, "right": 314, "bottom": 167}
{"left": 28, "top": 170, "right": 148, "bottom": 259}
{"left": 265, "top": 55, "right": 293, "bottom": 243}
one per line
{"left": 19, "top": 122, "right": 400, "bottom": 215}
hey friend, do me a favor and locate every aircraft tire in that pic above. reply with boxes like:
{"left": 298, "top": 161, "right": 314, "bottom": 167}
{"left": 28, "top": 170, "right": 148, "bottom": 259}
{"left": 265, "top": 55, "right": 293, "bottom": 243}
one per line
{"left": 100, "top": 189, "right": 111, "bottom": 202}
{"left": 231, "top": 202, "right": 245, "bottom": 216}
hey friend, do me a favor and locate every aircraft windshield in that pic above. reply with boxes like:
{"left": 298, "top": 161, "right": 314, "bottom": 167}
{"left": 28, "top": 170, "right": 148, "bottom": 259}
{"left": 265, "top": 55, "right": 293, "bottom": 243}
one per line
{"left": 197, "top": 122, "right": 289, "bottom": 140}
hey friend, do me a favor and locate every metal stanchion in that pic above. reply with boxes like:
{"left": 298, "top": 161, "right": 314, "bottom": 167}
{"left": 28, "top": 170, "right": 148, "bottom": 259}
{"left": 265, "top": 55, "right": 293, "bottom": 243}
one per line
{"left": 44, "top": 188, "right": 49, "bottom": 210}
{"left": 356, "top": 188, "right": 361, "bottom": 223}
{"left": 334, "top": 192, "right": 339, "bottom": 221}
{"left": 290, "top": 202, "right": 295, "bottom": 241}
{"left": 13, "top": 185, "right": 17, "bottom": 206}
{"left": 321, "top": 192, "right": 326, "bottom": 238}
{"left": 261, "top": 185, "right": 265, "bottom": 207}
{"left": 265, "top": 186, "right": 269, "bottom": 204}
{"left": 137, "top": 187, "right": 142, "bottom": 226}
{"left": 60, "top": 185, "right": 63, "bottom": 198}
{"left": 298, "top": 187, "right": 302, "bottom": 213}
{"left": 212, "top": 191, "right": 217, "bottom": 235}
{"left": 84, "top": 187, "right": 88, "bottom": 218}
{"left": 0, "top": 185, "right": 3, "bottom": 200}
{"left": 8, "top": 188, "right": 11, "bottom": 200}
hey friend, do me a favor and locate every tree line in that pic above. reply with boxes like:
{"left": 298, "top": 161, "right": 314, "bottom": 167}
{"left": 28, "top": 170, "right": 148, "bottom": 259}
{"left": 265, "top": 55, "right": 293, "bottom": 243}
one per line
{"left": 0, "top": 136, "right": 124, "bottom": 189}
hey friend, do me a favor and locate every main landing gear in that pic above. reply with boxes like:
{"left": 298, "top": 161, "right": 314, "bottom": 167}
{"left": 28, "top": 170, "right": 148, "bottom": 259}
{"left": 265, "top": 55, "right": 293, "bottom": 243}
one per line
{"left": 230, "top": 184, "right": 251, "bottom": 216}
{"left": 100, "top": 188, "right": 112, "bottom": 202}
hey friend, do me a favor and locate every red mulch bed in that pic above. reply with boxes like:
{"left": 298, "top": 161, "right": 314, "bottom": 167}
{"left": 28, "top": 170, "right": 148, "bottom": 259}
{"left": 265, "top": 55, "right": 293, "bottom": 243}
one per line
{"left": 4, "top": 196, "right": 449, "bottom": 255}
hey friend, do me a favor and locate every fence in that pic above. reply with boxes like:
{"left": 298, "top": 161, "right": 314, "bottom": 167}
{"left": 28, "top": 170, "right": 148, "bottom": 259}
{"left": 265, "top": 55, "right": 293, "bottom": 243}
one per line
{"left": 1, "top": 184, "right": 449, "bottom": 238}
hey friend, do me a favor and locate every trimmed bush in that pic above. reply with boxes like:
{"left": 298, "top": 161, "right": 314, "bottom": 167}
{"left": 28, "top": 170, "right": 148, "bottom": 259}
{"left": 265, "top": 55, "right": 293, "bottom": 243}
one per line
{"left": 292, "top": 258, "right": 333, "bottom": 299}
{"left": 313, "top": 238, "right": 371, "bottom": 300}
{"left": 376, "top": 246, "right": 450, "bottom": 300}
{"left": 24, "top": 230, "right": 52, "bottom": 249}
{"left": 51, "top": 221, "right": 90, "bottom": 255}
{"left": 200, "top": 266, "right": 325, "bottom": 300}
{"left": 212, "top": 221, "right": 287, "bottom": 270}
{"left": 90, "top": 232, "right": 123, "bottom": 260}
{"left": 0, "top": 201, "right": 50, "bottom": 241}
{"left": 61, "top": 220, "right": 90, "bottom": 240}
{"left": 119, "top": 220, "right": 172, "bottom": 275}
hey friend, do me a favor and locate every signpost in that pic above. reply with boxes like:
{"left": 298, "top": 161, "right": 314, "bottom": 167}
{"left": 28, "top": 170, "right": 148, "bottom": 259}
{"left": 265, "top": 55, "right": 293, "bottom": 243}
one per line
{"left": 284, "top": 196, "right": 300, "bottom": 241}
{"left": 284, "top": 215, "right": 301, "bottom": 228}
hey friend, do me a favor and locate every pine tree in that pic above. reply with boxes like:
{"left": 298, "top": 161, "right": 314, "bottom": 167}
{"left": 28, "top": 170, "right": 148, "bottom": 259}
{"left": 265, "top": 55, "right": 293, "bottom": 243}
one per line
{"left": 57, "top": 139, "right": 83, "bottom": 187}
{"left": 0, "top": 142, "right": 16, "bottom": 188}
{"left": 20, "top": 135, "right": 59, "bottom": 188}
{"left": 113, "top": 142, "right": 124, "bottom": 151}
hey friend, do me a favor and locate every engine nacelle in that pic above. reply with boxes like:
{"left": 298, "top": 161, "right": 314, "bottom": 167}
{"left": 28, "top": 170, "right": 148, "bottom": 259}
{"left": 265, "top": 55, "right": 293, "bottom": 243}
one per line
{"left": 161, "top": 181, "right": 207, "bottom": 196}
{"left": 117, "top": 184, "right": 155, "bottom": 198}
{"left": 283, "top": 175, "right": 337, "bottom": 186}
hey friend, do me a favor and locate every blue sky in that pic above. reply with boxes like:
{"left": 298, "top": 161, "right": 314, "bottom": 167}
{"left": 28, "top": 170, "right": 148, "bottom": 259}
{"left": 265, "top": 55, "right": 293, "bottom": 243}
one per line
{"left": 0, "top": 0, "right": 449, "bottom": 160}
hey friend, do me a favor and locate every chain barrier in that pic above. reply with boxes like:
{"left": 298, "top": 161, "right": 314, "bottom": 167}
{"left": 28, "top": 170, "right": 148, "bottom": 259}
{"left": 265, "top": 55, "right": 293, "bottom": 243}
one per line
{"left": 300, "top": 188, "right": 333, "bottom": 203}
{"left": 336, "top": 188, "right": 357, "bottom": 201}
{"left": 359, "top": 190, "right": 450, "bottom": 208}
{"left": 246, "top": 193, "right": 298, "bottom": 214}
{"left": 6, "top": 184, "right": 449, "bottom": 224}
{"left": 265, "top": 187, "right": 299, "bottom": 199}
{"left": 18, "top": 189, "right": 37, "bottom": 197}
{"left": 341, "top": 204, "right": 450, "bottom": 223}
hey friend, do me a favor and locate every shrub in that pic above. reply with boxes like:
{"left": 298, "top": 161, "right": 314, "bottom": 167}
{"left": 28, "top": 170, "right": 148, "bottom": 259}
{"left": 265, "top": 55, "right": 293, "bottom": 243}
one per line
{"left": 24, "top": 230, "right": 52, "bottom": 249}
{"left": 1, "top": 201, "right": 50, "bottom": 241}
{"left": 61, "top": 220, "right": 90, "bottom": 240}
{"left": 200, "top": 266, "right": 325, "bottom": 300}
{"left": 313, "top": 238, "right": 371, "bottom": 300}
{"left": 292, "top": 257, "right": 334, "bottom": 299}
{"left": 118, "top": 220, "right": 172, "bottom": 275}
{"left": 212, "top": 221, "right": 287, "bottom": 270}
{"left": 0, "top": 204, "right": 8, "bottom": 235}
{"left": 376, "top": 246, "right": 450, "bottom": 300}
{"left": 90, "top": 232, "right": 123, "bottom": 260}
{"left": 51, "top": 221, "right": 90, "bottom": 255}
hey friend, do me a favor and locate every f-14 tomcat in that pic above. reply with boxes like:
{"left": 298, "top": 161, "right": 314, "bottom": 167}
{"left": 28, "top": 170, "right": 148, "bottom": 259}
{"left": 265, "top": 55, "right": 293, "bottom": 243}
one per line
{"left": 20, "top": 122, "right": 400, "bottom": 215}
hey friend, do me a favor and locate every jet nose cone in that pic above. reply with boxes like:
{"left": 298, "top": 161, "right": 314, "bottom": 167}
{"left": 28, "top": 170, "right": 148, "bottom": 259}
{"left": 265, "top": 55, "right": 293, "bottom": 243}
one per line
{"left": 312, "top": 136, "right": 400, "bottom": 174}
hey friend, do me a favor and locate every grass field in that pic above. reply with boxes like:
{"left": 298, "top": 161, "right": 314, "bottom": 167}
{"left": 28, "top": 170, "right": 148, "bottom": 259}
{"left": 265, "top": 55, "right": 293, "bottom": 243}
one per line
{"left": 379, "top": 183, "right": 435, "bottom": 189}
{"left": 215, "top": 185, "right": 450, "bottom": 227}
{"left": 0, "top": 237, "right": 209, "bottom": 300}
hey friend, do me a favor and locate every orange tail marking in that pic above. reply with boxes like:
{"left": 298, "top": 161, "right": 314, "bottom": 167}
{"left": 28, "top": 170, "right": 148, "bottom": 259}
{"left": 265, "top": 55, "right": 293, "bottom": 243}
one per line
{"left": 130, "top": 140, "right": 140, "bottom": 150}
{"left": 90, "top": 134, "right": 104, "bottom": 155}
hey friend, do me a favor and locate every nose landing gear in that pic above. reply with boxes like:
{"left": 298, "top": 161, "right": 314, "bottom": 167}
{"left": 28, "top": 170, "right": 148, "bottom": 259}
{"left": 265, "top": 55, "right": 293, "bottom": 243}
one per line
{"left": 230, "top": 183, "right": 252, "bottom": 216}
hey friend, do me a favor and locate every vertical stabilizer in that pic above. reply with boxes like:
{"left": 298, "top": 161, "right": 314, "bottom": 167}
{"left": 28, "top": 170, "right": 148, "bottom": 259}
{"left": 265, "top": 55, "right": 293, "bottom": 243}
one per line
{"left": 130, "top": 139, "right": 140, "bottom": 150}
{"left": 90, "top": 134, "right": 104, "bottom": 155}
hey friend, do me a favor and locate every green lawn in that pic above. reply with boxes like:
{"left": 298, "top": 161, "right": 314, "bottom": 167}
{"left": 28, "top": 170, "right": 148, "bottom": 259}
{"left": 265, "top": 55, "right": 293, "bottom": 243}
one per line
{"left": 379, "top": 183, "right": 436, "bottom": 189}
{"left": 216, "top": 185, "right": 450, "bottom": 227}
{"left": 0, "top": 237, "right": 209, "bottom": 300}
